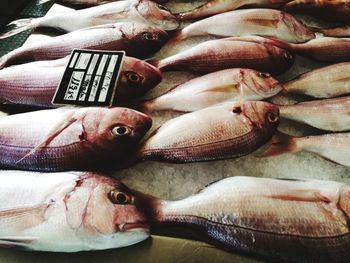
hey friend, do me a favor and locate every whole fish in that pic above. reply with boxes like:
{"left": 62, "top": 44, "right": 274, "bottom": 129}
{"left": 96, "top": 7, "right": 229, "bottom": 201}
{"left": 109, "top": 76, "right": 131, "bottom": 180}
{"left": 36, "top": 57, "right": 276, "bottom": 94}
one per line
{"left": 152, "top": 37, "right": 294, "bottom": 75}
{"left": 137, "top": 101, "right": 279, "bottom": 163}
{"left": 140, "top": 68, "right": 282, "bottom": 113}
{"left": 279, "top": 97, "right": 350, "bottom": 131}
{"left": 288, "top": 37, "right": 350, "bottom": 62}
{"left": 319, "top": 25, "right": 350, "bottom": 37}
{"left": 261, "top": 131, "right": 350, "bottom": 167}
{"left": 172, "top": 9, "right": 314, "bottom": 43}
{"left": 152, "top": 176, "right": 350, "bottom": 262}
{"left": 0, "top": 170, "right": 150, "bottom": 252}
{"left": 283, "top": 62, "right": 350, "bottom": 98}
{"left": 0, "top": 0, "right": 178, "bottom": 39}
{"left": 177, "top": 0, "right": 290, "bottom": 20}
{"left": 0, "top": 22, "right": 168, "bottom": 69}
{"left": 0, "top": 107, "right": 151, "bottom": 171}
{"left": 0, "top": 56, "right": 162, "bottom": 107}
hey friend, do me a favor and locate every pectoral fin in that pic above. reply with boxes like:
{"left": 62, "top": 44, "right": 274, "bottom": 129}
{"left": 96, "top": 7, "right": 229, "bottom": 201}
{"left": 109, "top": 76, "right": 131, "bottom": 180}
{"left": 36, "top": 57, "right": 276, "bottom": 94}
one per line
{"left": 268, "top": 189, "right": 331, "bottom": 203}
{"left": 0, "top": 236, "right": 37, "bottom": 248}
{"left": 0, "top": 202, "right": 52, "bottom": 231}
{"left": 16, "top": 111, "right": 78, "bottom": 164}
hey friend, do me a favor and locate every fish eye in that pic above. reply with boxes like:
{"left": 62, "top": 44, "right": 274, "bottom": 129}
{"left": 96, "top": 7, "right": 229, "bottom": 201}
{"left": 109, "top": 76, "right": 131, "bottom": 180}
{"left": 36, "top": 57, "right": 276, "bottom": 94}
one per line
{"left": 143, "top": 32, "right": 157, "bottom": 41}
{"left": 125, "top": 71, "right": 144, "bottom": 83}
{"left": 157, "top": 4, "right": 170, "bottom": 12}
{"left": 266, "top": 112, "right": 279, "bottom": 123}
{"left": 112, "top": 125, "right": 132, "bottom": 136}
{"left": 108, "top": 190, "right": 130, "bottom": 205}
{"left": 257, "top": 72, "right": 271, "bottom": 78}
{"left": 232, "top": 106, "right": 242, "bottom": 114}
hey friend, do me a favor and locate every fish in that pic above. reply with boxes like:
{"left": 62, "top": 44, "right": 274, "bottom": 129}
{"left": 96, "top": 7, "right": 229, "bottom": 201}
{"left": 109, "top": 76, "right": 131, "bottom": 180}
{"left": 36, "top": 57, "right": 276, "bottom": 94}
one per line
{"left": 0, "top": 0, "right": 178, "bottom": 39}
{"left": 287, "top": 37, "right": 350, "bottom": 63}
{"left": 318, "top": 25, "right": 350, "bottom": 37}
{"left": 0, "top": 56, "right": 162, "bottom": 107}
{"left": 137, "top": 101, "right": 279, "bottom": 163}
{"left": 284, "top": 0, "right": 350, "bottom": 23}
{"left": 279, "top": 97, "right": 350, "bottom": 131}
{"left": 0, "top": 170, "right": 150, "bottom": 252}
{"left": 152, "top": 176, "right": 350, "bottom": 262}
{"left": 171, "top": 9, "right": 314, "bottom": 44}
{"left": 140, "top": 68, "right": 282, "bottom": 113}
{"left": 151, "top": 37, "right": 294, "bottom": 75}
{"left": 177, "top": 0, "right": 291, "bottom": 21}
{"left": 282, "top": 62, "right": 350, "bottom": 98}
{"left": 0, "top": 107, "right": 151, "bottom": 171}
{"left": 0, "top": 22, "right": 168, "bottom": 69}
{"left": 260, "top": 131, "right": 350, "bottom": 167}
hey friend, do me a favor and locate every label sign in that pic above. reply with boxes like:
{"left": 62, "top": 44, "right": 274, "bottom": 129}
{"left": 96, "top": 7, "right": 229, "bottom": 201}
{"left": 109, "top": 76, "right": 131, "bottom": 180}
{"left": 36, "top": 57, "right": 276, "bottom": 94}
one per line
{"left": 52, "top": 49, "right": 125, "bottom": 106}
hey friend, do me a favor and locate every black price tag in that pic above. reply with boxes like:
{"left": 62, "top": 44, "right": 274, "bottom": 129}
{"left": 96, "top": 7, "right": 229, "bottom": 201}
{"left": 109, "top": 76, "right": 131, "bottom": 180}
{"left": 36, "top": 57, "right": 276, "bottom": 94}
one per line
{"left": 52, "top": 49, "right": 125, "bottom": 107}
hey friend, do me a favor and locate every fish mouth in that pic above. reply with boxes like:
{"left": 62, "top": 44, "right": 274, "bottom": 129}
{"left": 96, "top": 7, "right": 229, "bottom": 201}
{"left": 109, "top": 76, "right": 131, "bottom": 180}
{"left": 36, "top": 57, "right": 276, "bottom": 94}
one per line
{"left": 118, "top": 222, "right": 150, "bottom": 232}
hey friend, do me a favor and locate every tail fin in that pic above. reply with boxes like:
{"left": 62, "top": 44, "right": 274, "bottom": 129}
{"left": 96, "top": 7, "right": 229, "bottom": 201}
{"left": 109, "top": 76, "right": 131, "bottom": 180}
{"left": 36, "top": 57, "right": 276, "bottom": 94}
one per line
{"left": 146, "top": 59, "right": 160, "bottom": 68}
{"left": 0, "top": 18, "right": 36, "bottom": 40}
{"left": 258, "top": 131, "right": 299, "bottom": 158}
{"left": 0, "top": 55, "right": 9, "bottom": 70}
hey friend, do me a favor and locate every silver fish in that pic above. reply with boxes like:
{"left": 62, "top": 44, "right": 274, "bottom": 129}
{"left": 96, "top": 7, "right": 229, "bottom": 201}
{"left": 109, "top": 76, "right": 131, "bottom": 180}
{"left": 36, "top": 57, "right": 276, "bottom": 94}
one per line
{"left": 172, "top": 9, "right": 314, "bottom": 43}
{"left": 0, "top": 107, "right": 151, "bottom": 171}
{"left": 0, "top": 0, "right": 178, "bottom": 39}
{"left": 0, "top": 170, "right": 150, "bottom": 252}
{"left": 152, "top": 37, "right": 294, "bottom": 75}
{"left": 137, "top": 101, "right": 279, "bottom": 163}
{"left": 0, "top": 22, "right": 168, "bottom": 69}
{"left": 140, "top": 68, "right": 282, "bottom": 113}
{"left": 279, "top": 97, "right": 350, "bottom": 131}
{"left": 177, "top": 0, "right": 290, "bottom": 20}
{"left": 153, "top": 176, "right": 350, "bottom": 262}
{"left": 283, "top": 62, "right": 350, "bottom": 98}
{"left": 261, "top": 131, "right": 350, "bottom": 167}
{"left": 0, "top": 56, "right": 162, "bottom": 107}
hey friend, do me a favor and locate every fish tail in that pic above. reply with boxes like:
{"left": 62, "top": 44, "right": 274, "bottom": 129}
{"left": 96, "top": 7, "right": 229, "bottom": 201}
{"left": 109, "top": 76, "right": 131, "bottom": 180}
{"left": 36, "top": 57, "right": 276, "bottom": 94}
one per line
{"left": 146, "top": 59, "right": 159, "bottom": 67}
{"left": 0, "top": 18, "right": 37, "bottom": 39}
{"left": 0, "top": 54, "right": 10, "bottom": 70}
{"left": 137, "top": 99, "right": 155, "bottom": 114}
{"left": 258, "top": 131, "right": 300, "bottom": 158}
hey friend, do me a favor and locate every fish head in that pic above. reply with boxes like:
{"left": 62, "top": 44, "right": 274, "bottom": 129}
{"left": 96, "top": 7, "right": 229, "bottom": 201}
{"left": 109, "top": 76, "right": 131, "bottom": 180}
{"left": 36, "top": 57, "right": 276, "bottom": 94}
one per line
{"left": 121, "top": 23, "right": 168, "bottom": 57}
{"left": 66, "top": 174, "right": 151, "bottom": 249}
{"left": 280, "top": 12, "right": 315, "bottom": 43}
{"left": 240, "top": 101, "right": 280, "bottom": 131}
{"left": 82, "top": 107, "right": 152, "bottom": 152}
{"left": 266, "top": 44, "right": 295, "bottom": 75}
{"left": 137, "top": 0, "right": 179, "bottom": 30}
{"left": 117, "top": 57, "right": 162, "bottom": 100}
{"left": 242, "top": 69, "right": 283, "bottom": 98}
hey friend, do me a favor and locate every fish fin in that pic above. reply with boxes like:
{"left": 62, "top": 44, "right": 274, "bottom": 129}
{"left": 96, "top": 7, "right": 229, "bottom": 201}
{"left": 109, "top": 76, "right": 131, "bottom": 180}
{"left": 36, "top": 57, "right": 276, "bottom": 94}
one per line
{"left": 0, "top": 236, "right": 37, "bottom": 248}
{"left": 199, "top": 84, "right": 240, "bottom": 94}
{"left": 16, "top": 111, "right": 78, "bottom": 164}
{"left": 258, "top": 131, "right": 299, "bottom": 157}
{"left": 90, "top": 11, "right": 127, "bottom": 24}
{"left": 0, "top": 202, "right": 52, "bottom": 232}
{"left": 267, "top": 189, "right": 331, "bottom": 203}
{"left": 0, "top": 18, "right": 36, "bottom": 40}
